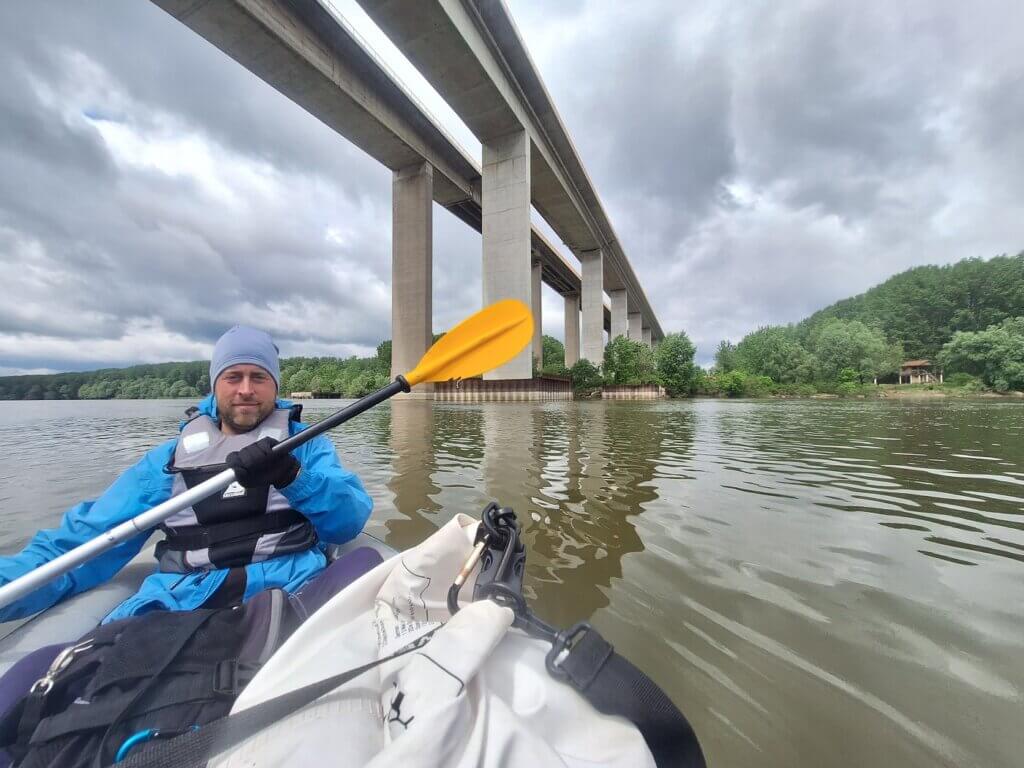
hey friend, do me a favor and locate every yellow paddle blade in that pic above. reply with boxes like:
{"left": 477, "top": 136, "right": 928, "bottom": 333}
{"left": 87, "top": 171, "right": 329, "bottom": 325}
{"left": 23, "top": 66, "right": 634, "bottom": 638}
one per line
{"left": 404, "top": 299, "right": 533, "bottom": 386}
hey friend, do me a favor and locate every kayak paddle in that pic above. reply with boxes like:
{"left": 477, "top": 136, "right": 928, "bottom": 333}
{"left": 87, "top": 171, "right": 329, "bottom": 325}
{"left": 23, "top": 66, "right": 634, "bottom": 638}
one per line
{"left": 0, "top": 299, "right": 533, "bottom": 610}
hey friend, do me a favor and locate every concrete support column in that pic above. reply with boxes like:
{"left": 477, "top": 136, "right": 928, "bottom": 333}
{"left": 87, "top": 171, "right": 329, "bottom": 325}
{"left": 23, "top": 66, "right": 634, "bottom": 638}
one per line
{"left": 564, "top": 292, "right": 580, "bottom": 368}
{"left": 531, "top": 261, "right": 543, "bottom": 370}
{"left": 580, "top": 249, "right": 604, "bottom": 365}
{"left": 391, "top": 162, "right": 433, "bottom": 384}
{"left": 610, "top": 289, "right": 628, "bottom": 340}
{"left": 482, "top": 128, "right": 532, "bottom": 380}
{"left": 642, "top": 326, "right": 652, "bottom": 347}
{"left": 628, "top": 312, "right": 643, "bottom": 341}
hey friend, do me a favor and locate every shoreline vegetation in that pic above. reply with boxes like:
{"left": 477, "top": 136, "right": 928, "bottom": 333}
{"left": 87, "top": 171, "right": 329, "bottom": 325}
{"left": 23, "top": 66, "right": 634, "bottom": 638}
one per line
{"left": 694, "top": 382, "right": 1024, "bottom": 401}
{"left": 3, "top": 254, "right": 1024, "bottom": 402}
{"left": 679, "top": 253, "right": 1024, "bottom": 400}
{"left": 0, "top": 343, "right": 396, "bottom": 402}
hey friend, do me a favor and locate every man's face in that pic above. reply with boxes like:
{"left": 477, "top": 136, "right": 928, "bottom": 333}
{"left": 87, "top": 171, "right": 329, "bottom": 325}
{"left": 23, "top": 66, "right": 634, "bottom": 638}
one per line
{"left": 214, "top": 364, "right": 277, "bottom": 435}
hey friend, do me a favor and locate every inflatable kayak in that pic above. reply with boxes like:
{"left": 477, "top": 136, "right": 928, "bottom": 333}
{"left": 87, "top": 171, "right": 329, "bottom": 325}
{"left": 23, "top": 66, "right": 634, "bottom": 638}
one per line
{"left": 0, "top": 509, "right": 706, "bottom": 767}
{"left": 0, "top": 533, "right": 396, "bottom": 678}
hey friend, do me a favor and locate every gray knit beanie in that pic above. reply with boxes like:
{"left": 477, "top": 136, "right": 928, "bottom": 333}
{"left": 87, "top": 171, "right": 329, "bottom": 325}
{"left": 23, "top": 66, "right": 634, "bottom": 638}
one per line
{"left": 210, "top": 326, "right": 281, "bottom": 389}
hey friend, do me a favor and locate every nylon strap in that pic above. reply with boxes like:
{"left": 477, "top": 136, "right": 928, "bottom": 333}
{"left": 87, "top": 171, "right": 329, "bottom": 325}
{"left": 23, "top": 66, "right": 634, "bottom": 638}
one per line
{"left": 159, "top": 509, "right": 307, "bottom": 551}
{"left": 555, "top": 627, "right": 706, "bottom": 768}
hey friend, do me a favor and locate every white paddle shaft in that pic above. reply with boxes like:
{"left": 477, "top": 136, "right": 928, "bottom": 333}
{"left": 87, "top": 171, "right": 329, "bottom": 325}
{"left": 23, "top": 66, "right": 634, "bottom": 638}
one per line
{"left": 0, "top": 468, "right": 237, "bottom": 610}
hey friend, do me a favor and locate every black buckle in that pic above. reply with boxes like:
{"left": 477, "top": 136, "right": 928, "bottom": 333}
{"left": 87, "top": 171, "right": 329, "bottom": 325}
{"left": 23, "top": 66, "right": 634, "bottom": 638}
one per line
{"left": 449, "top": 502, "right": 527, "bottom": 616}
{"left": 545, "top": 622, "right": 593, "bottom": 681}
{"left": 213, "top": 660, "right": 260, "bottom": 696}
{"left": 471, "top": 503, "right": 526, "bottom": 604}
{"left": 451, "top": 504, "right": 595, "bottom": 681}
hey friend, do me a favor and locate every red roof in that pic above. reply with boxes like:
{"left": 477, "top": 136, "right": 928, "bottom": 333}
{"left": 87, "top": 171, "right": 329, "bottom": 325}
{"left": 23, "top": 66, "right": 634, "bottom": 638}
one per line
{"left": 900, "top": 359, "right": 931, "bottom": 368}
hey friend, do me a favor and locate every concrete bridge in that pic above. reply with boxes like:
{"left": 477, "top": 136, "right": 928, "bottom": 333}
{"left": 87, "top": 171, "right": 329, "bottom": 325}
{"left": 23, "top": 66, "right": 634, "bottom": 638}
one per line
{"left": 154, "top": 0, "right": 662, "bottom": 384}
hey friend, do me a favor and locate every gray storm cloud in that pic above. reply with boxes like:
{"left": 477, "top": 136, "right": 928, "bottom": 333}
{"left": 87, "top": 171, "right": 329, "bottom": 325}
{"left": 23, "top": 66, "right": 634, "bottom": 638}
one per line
{"left": 0, "top": 0, "right": 1022, "bottom": 371}
{"left": 511, "top": 0, "right": 1024, "bottom": 360}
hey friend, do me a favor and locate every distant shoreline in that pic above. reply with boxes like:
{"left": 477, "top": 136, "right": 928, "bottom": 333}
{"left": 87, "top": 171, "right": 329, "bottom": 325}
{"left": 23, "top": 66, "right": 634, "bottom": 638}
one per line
{"left": 690, "top": 388, "right": 1024, "bottom": 401}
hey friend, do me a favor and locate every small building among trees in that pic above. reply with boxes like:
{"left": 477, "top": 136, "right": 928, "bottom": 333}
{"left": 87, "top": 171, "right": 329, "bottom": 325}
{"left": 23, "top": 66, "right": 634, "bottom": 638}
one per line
{"left": 899, "top": 360, "right": 942, "bottom": 385}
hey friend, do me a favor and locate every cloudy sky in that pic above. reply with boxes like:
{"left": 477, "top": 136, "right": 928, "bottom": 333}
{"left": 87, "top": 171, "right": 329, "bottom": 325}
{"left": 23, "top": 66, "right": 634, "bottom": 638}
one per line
{"left": 1, "top": 0, "right": 1021, "bottom": 373}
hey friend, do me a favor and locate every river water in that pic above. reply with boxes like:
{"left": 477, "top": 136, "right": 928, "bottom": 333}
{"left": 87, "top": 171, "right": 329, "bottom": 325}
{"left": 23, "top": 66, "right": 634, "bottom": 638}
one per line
{"left": 0, "top": 397, "right": 1021, "bottom": 766}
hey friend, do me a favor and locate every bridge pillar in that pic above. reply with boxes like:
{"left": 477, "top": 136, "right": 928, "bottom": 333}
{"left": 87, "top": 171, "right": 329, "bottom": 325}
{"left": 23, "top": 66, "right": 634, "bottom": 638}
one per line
{"left": 580, "top": 249, "right": 605, "bottom": 365}
{"left": 391, "top": 162, "right": 433, "bottom": 385}
{"left": 642, "top": 326, "right": 652, "bottom": 347}
{"left": 610, "top": 289, "right": 628, "bottom": 340}
{"left": 564, "top": 292, "right": 580, "bottom": 368}
{"left": 532, "top": 260, "right": 543, "bottom": 370}
{"left": 628, "top": 312, "right": 643, "bottom": 341}
{"left": 483, "top": 128, "right": 532, "bottom": 380}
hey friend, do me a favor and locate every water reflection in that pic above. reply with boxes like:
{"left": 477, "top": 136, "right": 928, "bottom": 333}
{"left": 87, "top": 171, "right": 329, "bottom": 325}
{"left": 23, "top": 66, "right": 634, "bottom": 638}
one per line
{"left": 371, "top": 401, "right": 678, "bottom": 627}
{"left": 385, "top": 400, "right": 442, "bottom": 551}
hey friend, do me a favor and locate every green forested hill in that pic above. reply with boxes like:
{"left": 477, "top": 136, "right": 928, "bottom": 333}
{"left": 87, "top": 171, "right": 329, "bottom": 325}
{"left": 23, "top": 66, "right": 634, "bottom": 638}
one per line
{"left": 711, "top": 252, "right": 1024, "bottom": 394}
{"left": 797, "top": 254, "right": 1024, "bottom": 360}
{"left": 0, "top": 361, "right": 211, "bottom": 401}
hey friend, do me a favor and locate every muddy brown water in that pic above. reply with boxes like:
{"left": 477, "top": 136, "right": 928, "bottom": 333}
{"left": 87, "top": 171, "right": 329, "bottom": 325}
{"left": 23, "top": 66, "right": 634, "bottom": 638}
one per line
{"left": 1, "top": 398, "right": 1021, "bottom": 767}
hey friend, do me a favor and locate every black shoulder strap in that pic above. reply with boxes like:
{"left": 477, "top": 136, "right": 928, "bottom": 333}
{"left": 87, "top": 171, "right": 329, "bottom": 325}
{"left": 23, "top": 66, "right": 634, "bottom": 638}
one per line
{"left": 553, "top": 626, "right": 706, "bottom": 768}
{"left": 114, "top": 631, "right": 435, "bottom": 768}
{"left": 288, "top": 403, "right": 303, "bottom": 422}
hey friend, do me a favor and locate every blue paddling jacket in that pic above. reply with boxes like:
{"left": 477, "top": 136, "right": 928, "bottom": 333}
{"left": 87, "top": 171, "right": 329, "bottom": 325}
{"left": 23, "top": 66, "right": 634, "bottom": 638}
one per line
{"left": 0, "top": 395, "right": 373, "bottom": 623}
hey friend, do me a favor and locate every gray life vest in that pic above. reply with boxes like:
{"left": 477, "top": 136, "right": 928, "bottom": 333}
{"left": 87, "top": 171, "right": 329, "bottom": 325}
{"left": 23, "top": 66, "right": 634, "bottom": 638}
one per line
{"left": 156, "top": 407, "right": 317, "bottom": 573}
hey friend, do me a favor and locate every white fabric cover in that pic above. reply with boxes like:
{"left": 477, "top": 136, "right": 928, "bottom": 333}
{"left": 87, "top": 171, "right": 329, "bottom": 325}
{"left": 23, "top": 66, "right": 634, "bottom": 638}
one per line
{"left": 211, "top": 514, "right": 655, "bottom": 767}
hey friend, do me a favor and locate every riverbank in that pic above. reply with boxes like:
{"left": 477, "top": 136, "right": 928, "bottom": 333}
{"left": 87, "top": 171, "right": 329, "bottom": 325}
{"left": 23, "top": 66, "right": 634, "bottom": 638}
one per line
{"left": 874, "top": 384, "right": 1024, "bottom": 399}
{"left": 691, "top": 386, "right": 1024, "bottom": 400}
{"left": 682, "top": 373, "right": 1024, "bottom": 400}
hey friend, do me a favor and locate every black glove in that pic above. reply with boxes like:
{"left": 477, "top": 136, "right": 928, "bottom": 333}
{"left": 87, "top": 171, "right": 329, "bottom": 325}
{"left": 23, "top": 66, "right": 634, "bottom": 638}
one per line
{"left": 226, "top": 437, "right": 300, "bottom": 489}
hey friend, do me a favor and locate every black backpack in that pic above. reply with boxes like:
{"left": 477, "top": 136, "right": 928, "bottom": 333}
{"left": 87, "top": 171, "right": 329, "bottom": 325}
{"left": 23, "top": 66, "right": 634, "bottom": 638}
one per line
{"left": 0, "top": 588, "right": 294, "bottom": 768}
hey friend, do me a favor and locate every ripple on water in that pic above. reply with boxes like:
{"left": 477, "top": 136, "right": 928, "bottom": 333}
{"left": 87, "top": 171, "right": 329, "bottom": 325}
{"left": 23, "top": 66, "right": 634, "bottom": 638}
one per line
{"left": 1, "top": 398, "right": 1023, "bottom": 766}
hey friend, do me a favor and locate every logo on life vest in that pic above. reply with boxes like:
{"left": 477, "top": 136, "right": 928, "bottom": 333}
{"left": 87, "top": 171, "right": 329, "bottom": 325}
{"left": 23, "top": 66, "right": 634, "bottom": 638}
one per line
{"left": 222, "top": 482, "right": 247, "bottom": 499}
{"left": 182, "top": 431, "right": 211, "bottom": 454}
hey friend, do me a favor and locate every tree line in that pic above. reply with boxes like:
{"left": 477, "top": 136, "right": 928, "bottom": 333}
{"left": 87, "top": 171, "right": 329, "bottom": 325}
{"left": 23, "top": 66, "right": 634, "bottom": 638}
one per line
{"left": 0, "top": 342, "right": 396, "bottom": 401}
{"left": 278, "top": 341, "right": 393, "bottom": 399}
{"left": 5, "top": 253, "right": 1021, "bottom": 401}
{"left": 0, "top": 362, "right": 211, "bottom": 402}
{"left": 711, "top": 253, "right": 1024, "bottom": 395}
{"left": 537, "top": 333, "right": 698, "bottom": 397}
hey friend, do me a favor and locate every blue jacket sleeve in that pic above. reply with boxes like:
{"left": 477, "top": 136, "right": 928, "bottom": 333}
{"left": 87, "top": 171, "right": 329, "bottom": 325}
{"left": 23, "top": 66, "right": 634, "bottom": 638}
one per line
{"left": 0, "top": 439, "right": 176, "bottom": 622}
{"left": 281, "top": 431, "right": 372, "bottom": 545}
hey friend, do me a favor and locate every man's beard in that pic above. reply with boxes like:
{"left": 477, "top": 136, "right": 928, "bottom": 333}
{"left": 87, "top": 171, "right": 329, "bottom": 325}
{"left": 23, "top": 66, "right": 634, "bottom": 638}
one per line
{"left": 221, "top": 401, "right": 273, "bottom": 433}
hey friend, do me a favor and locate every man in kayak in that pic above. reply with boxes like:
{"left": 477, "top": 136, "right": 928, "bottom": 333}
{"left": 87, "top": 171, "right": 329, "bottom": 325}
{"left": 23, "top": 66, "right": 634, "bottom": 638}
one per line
{"left": 0, "top": 326, "right": 373, "bottom": 623}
